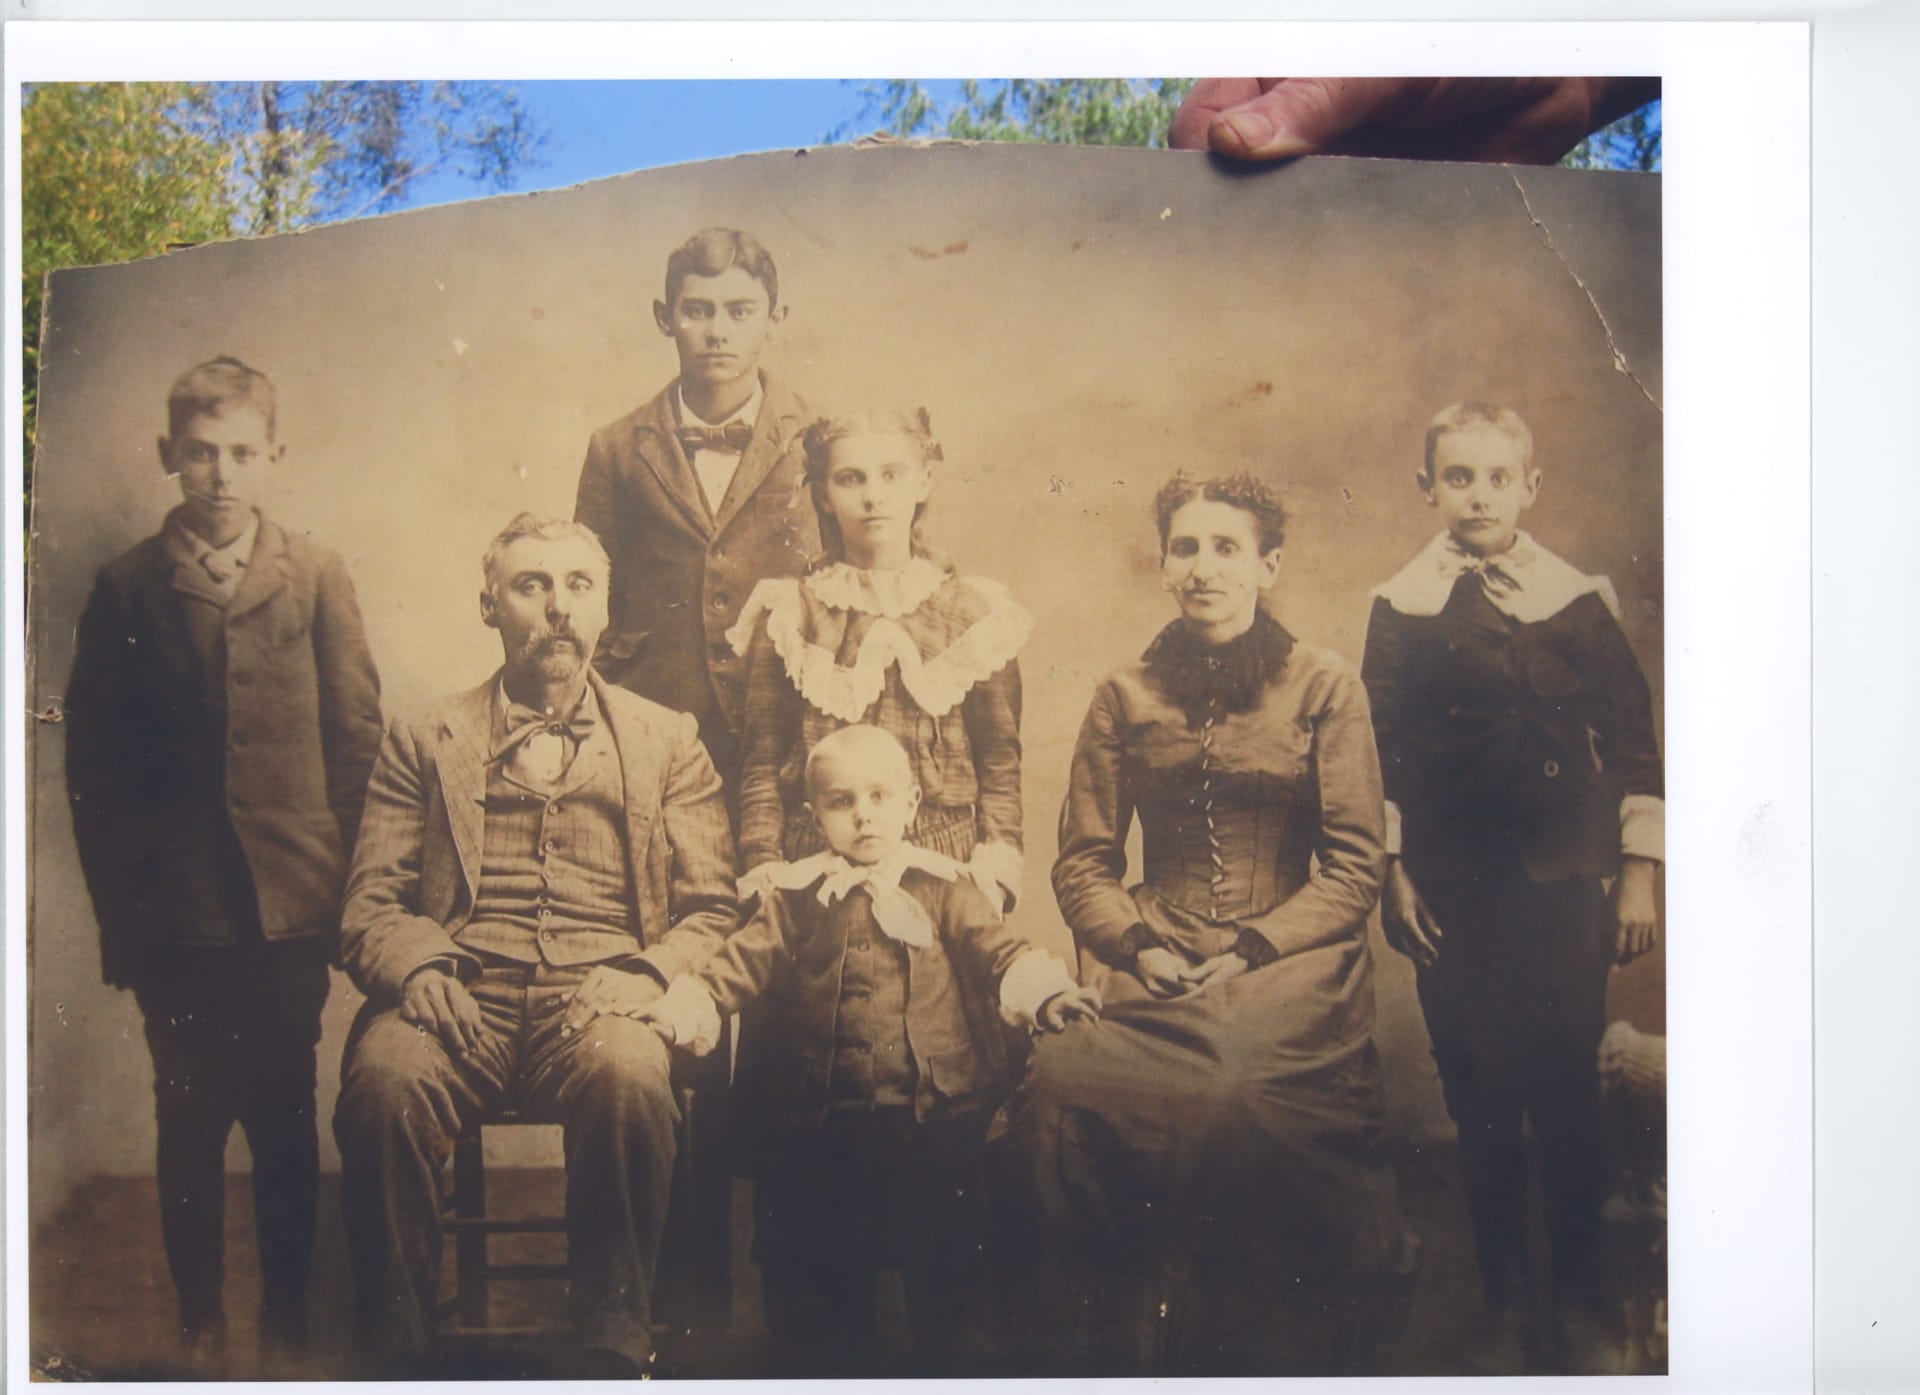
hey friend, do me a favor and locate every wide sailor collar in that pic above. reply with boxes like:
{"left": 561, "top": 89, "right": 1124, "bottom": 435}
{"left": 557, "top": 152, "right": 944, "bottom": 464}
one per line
{"left": 1373, "top": 530, "right": 1621, "bottom": 624}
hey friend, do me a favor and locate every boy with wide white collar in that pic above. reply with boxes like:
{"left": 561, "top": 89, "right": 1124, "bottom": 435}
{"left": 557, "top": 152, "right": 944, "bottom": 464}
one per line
{"left": 1361, "top": 402, "right": 1665, "bottom": 1373}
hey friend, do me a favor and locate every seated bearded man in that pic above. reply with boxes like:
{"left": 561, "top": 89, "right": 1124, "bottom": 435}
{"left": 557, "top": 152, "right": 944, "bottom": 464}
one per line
{"left": 332, "top": 513, "right": 741, "bottom": 1377}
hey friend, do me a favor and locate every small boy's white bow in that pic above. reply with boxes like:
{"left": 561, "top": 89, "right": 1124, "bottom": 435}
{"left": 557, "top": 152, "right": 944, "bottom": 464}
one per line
{"left": 747, "top": 846, "right": 966, "bottom": 949}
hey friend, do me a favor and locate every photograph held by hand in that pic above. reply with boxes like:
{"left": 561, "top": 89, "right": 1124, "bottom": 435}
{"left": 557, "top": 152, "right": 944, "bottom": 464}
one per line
{"left": 1171, "top": 77, "right": 1661, "bottom": 165}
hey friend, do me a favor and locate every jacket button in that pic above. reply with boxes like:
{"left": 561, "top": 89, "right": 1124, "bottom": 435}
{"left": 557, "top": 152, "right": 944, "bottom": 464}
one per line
{"left": 710, "top": 593, "right": 729, "bottom": 611}
{"left": 713, "top": 546, "right": 726, "bottom": 560}
{"left": 1543, "top": 759, "right": 1560, "bottom": 778}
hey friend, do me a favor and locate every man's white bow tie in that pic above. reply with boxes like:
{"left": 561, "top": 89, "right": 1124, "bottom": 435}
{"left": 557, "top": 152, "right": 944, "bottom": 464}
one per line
{"left": 751, "top": 846, "right": 966, "bottom": 949}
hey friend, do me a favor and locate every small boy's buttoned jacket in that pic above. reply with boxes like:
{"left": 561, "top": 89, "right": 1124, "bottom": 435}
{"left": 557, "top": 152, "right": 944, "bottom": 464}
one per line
{"left": 657, "top": 851, "right": 1073, "bottom": 1130}
{"left": 65, "top": 509, "right": 384, "bottom": 985}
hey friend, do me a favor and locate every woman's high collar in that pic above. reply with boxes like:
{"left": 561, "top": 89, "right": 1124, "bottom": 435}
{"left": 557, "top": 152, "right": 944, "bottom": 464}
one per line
{"left": 1142, "top": 607, "right": 1296, "bottom": 726}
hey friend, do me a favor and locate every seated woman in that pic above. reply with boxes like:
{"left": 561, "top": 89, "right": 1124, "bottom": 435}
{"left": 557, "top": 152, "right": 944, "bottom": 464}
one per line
{"left": 993, "top": 472, "right": 1418, "bottom": 1376}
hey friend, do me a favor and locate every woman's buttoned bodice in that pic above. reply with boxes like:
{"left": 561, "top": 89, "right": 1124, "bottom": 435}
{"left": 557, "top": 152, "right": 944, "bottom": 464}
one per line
{"left": 1052, "top": 615, "right": 1388, "bottom": 971}
{"left": 1128, "top": 698, "right": 1318, "bottom": 923}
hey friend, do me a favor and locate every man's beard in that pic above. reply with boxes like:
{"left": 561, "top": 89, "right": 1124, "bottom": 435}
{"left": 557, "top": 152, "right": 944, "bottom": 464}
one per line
{"left": 516, "top": 629, "right": 588, "bottom": 681}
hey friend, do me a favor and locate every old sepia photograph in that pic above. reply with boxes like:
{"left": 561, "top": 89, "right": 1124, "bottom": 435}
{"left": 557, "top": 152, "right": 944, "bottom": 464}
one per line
{"left": 22, "top": 73, "right": 1666, "bottom": 1381}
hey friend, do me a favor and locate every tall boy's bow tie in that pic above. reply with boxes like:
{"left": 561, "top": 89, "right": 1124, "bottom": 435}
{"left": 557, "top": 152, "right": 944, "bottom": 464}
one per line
{"left": 676, "top": 420, "right": 754, "bottom": 454}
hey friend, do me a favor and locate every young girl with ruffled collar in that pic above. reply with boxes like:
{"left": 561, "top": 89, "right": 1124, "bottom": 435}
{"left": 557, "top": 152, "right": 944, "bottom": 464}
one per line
{"left": 730, "top": 406, "right": 1031, "bottom": 914}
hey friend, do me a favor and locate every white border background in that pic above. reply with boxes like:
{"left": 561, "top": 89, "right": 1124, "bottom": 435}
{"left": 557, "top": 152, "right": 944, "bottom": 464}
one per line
{"left": 3, "top": 17, "right": 1841, "bottom": 1393}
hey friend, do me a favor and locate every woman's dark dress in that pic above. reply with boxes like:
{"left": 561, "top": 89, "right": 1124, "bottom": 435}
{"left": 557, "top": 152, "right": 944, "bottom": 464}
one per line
{"left": 995, "top": 614, "right": 1417, "bottom": 1368}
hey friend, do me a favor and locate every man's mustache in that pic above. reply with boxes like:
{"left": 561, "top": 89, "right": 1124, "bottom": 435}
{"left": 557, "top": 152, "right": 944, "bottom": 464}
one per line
{"left": 518, "top": 627, "right": 588, "bottom": 657}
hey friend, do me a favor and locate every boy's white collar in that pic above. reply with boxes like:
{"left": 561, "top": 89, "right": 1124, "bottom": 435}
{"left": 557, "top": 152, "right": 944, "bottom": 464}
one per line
{"left": 1374, "top": 531, "right": 1620, "bottom": 623}
{"left": 674, "top": 379, "right": 762, "bottom": 430}
{"left": 750, "top": 844, "right": 966, "bottom": 949}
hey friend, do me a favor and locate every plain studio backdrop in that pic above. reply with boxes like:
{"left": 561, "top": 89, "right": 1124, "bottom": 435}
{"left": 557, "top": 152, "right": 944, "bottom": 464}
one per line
{"left": 26, "top": 144, "right": 1661, "bottom": 1221}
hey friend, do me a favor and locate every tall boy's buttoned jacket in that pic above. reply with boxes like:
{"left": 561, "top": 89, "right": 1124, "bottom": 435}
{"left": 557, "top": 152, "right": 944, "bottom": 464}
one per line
{"left": 64, "top": 511, "right": 385, "bottom": 984}
{"left": 339, "top": 670, "right": 744, "bottom": 1002}
{"left": 574, "top": 375, "right": 818, "bottom": 763}
{"left": 1360, "top": 573, "right": 1663, "bottom": 885}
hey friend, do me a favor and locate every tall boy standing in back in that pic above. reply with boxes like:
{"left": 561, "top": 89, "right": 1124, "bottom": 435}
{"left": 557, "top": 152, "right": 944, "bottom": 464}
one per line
{"left": 64, "top": 357, "right": 384, "bottom": 1374}
{"left": 575, "top": 227, "right": 818, "bottom": 792}
{"left": 1360, "top": 402, "right": 1664, "bottom": 1373}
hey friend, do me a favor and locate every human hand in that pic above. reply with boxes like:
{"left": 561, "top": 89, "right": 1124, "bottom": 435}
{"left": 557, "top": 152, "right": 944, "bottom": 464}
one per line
{"left": 1613, "top": 857, "right": 1661, "bottom": 964}
{"left": 1038, "top": 984, "right": 1104, "bottom": 1031}
{"left": 1177, "top": 951, "right": 1249, "bottom": 997}
{"left": 401, "top": 966, "right": 484, "bottom": 1057}
{"left": 1381, "top": 859, "right": 1445, "bottom": 968}
{"left": 1134, "top": 946, "right": 1192, "bottom": 998}
{"left": 1170, "top": 77, "right": 1659, "bottom": 165}
{"left": 561, "top": 966, "right": 665, "bottom": 1037}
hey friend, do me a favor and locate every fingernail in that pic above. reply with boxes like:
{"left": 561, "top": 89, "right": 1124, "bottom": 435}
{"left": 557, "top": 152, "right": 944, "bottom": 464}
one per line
{"left": 1216, "top": 110, "right": 1277, "bottom": 157}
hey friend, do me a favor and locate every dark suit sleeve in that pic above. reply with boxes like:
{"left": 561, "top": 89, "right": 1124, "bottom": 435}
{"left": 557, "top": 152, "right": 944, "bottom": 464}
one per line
{"left": 692, "top": 889, "right": 799, "bottom": 1016}
{"left": 1359, "top": 596, "right": 1421, "bottom": 816}
{"left": 340, "top": 717, "right": 479, "bottom": 1000}
{"left": 575, "top": 430, "right": 627, "bottom": 596}
{"left": 1579, "top": 602, "right": 1664, "bottom": 802}
{"left": 737, "top": 618, "right": 801, "bottom": 870}
{"left": 311, "top": 548, "right": 384, "bottom": 857}
{"left": 1051, "top": 679, "right": 1142, "bottom": 965}
{"left": 64, "top": 569, "right": 149, "bottom": 987}
{"left": 636, "top": 712, "right": 746, "bottom": 984}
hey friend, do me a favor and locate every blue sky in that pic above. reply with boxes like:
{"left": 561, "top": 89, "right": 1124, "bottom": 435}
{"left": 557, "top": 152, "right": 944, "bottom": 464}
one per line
{"left": 395, "top": 79, "right": 1658, "bottom": 214}
{"left": 397, "top": 79, "right": 956, "bottom": 212}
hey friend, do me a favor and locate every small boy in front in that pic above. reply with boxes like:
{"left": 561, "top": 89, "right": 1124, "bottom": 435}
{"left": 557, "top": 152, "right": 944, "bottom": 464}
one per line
{"left": 1360, "top": 402, "right": 1664, "bottom": 1373}
{"left": 575, "top": 226, "right": 819, "bottom": 791}
{"left": 63, "top": 357, "right": 384, "bottom": 1375}
{"left": 644, "top": 725, "right": 1099, "bottom": 1371}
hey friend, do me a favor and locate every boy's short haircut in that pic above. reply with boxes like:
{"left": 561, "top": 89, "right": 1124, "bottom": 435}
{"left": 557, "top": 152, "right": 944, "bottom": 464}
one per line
{"left": 804, "top": 723, "right": 914, "bottom": 798}
{"left": 663, "top": 227, "right": 780, "bottom": 311}
{"left": 482, "top": 512, "right": 611, "bottom": 591}
{"left": 166, "top": 356, "right": 277, "bottom": 441}
{"left": 1152, "top": 471, "right": 1288, "bottom": 555}
{"left": 1422, "top": 402, "right": 1535, "bottom": 478}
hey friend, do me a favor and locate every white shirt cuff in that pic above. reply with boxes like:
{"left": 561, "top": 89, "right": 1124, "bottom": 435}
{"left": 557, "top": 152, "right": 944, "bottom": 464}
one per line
{"left": 1620, "top": 794, "right": 1665, "bottom": 863}
{"left": 966, "top": 840, "right": 1025, "bottom": 915}
{"left": 651, "top": 975, "right": 723, "bottom": 1057}
{"left": 1383, "top": 800, "right": 1404, "bottom": 857}
{"left": 997, "top": 949, "right": 1079, "bottom": 1031}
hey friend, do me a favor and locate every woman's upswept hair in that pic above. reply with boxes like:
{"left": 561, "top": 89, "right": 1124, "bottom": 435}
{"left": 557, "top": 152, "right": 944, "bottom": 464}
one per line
{"left": 801, "top": 407, "right": 946, "bottom": 566}
{"left": 1152, "top": 472, "right": 1288, "bottom": 555}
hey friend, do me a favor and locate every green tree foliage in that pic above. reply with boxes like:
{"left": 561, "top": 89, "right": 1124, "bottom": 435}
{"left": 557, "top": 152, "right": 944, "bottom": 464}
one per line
{"left": 839, "top": 78, "right": 1198, "bottom": 148}
{"left": 21, "top": 83, "right": 234, "bottom": 513}
{"left": 20, "top": 80, "right": 544, "bottom": 503}
{"left": 1561, "top": 99, "right": 1662, "bottom": 172}
{"left": 207, "top": 81, "right": 545, "bottom": 235}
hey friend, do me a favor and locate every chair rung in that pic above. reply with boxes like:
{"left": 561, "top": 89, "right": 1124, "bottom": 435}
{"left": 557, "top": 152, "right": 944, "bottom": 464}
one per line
{"left": 441, "top": 1322, "right": 573, "bottom": 1340}
{"left": 445, "top": 1216, "right": 569, "bottom": 1235}
{"left": 485, "top": 1262, "right": 570, "bottom": 1280}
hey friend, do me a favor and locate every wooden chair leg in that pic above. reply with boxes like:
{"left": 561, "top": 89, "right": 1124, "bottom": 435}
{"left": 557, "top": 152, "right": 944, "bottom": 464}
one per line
{"left": 452, "top": 1131, "right": 489, "bottom": 1330}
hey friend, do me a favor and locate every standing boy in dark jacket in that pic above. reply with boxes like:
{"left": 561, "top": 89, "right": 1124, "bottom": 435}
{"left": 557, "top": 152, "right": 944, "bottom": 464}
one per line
{"left": 574, "top": 226, "right": 818, "bottom": 793}
{"left": 1360, "top": 402, "right": 1664, "bottom": 1372}
{"left": 64, "top": 357, "right": 383, "bottom": 1373}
